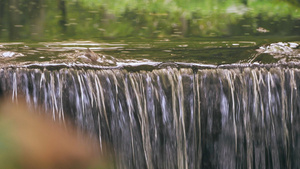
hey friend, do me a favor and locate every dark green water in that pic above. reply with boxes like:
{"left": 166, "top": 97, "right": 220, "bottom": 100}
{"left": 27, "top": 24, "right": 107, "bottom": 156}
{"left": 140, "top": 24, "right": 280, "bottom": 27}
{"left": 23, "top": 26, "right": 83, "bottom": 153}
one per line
{"left": 0, "top": 0, "right": 300, "bottom": 67}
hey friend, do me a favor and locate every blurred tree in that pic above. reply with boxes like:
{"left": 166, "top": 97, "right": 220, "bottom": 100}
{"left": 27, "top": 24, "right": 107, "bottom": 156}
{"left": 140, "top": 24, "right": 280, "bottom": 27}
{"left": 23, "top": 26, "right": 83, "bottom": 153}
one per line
{"left": 241, "top": 0, "right": 247, "bottom": 5}
{"left": 284, "top": 0, "right": 300, "bottom": 6}
{"left": 58, "top": 0, "right": 67, "bottom": 33}
{"left": 0, "top": 0, "right": 6, "bottom": 38}
{"left": 8, "top": 0, "right": 22, "bottom": 40}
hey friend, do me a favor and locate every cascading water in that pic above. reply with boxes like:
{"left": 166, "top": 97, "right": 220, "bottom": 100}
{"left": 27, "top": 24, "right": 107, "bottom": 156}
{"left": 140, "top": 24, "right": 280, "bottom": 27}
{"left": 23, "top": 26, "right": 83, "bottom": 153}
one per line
{"left": 0, "top": 65, "right": 299, "bottom": 169}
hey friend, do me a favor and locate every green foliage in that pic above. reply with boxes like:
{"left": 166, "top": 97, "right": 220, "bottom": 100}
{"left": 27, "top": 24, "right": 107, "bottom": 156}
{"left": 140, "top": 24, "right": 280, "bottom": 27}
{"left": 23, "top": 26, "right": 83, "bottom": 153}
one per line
{"left": 76, "top": 0, "right": 300, "bottom": 17}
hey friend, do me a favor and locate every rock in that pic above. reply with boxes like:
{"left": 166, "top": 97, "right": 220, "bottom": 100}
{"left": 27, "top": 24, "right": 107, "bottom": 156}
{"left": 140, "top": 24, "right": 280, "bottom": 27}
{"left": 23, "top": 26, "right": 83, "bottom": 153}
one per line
{"left": 84, "top": 48, "right": 116, "bottom": 66}
{"left": 0, "top": 51, "right": 24, "bottom": 58}
{"left": 257, "top": 42, "right": 299, "bottom": 55}
{"left": 84, "top": 48, "right": 98, "bottom": 62}
{"left": 255, "top": 42, "right": 300, "bottom": 64}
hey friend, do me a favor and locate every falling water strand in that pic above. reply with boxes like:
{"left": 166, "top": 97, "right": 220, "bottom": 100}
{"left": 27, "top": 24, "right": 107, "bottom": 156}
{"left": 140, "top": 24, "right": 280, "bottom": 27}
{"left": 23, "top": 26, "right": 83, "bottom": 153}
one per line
{"left": 242, "top": 68, "right": 253, "bottom": 169}
{"left": 12, "top": 71, "right": 18, "bottom": 102}
{"left": 289, "top": 69, "right": 296, "bottom": 149}
{"left": 94, "top": 72, "right": 111, "bottom": 135}
{"left": 251, "top": 69, "right": 259, "bottom": 118}
{"left": 22, "top": 71, "right": 30, "bottom": 104}
{"left": 267, "top": 71, "right": 276, "bottom": 132}
{"left": 176, "top": 69, "right": 188, "bottom": 169}
{"left": 123, "top": 74, "right": 136, "bottom": 167}
{"left": 129, "top": 73, "right": 153, "bottom": 169}
{"left": 281, "top": 69, "right": 290, "bottom": 169}
{"left": 77, "top": 72, "right": 85, "bottom": 115}
{"left": 195, "top": 71, "right": 202, "bottom": 169}
{"left": 40, "top": 71, "right": 48, "bottom": 112}
{"left": 167, "top": 69, "right": 182, "bottom": 169}
{"left": 50, "top": 72, "right": 57, "bottom": 120}
{"left": 225, "top": 70, "right": 237, "bottom": 153}
{"left": 57, "top": 71, "right": 65, "bottom": 121}
{"left": 31, "top": 71, "right": 38, "bottom": 108}
{"left": 259, "top": 70, "right": 266, "bottom": 129}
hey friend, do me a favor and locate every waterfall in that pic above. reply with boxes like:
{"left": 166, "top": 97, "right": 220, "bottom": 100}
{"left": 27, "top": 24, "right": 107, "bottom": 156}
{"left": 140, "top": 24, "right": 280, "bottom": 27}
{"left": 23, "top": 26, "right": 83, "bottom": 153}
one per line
{"left": 0, "top": 66, "right": 299, "bottom": 169}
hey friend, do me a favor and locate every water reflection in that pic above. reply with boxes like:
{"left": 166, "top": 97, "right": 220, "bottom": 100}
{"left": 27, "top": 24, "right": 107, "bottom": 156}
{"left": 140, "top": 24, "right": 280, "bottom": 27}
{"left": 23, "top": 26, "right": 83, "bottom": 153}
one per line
{"left": 0, "top": 0, "right": 46, "bottom": 40}
{"left": 58, "top": 0, "right": 67, "bottom": 33}
{"left": 0, "top": 0, "right": 300, "bottom": 41}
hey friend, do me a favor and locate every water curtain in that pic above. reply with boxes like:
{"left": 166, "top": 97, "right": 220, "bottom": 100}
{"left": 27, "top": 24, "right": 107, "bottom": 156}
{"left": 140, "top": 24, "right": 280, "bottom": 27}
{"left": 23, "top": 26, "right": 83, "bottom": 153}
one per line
{"left": 0, "top": 67, "right": 299, "bottom": 169}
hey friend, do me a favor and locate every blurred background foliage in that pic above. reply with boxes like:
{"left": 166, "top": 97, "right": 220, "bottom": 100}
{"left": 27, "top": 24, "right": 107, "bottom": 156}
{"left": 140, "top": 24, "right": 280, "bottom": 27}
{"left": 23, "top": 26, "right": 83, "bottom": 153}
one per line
{"left": 0, "top": 0, "right": 300, "bottom": 41}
